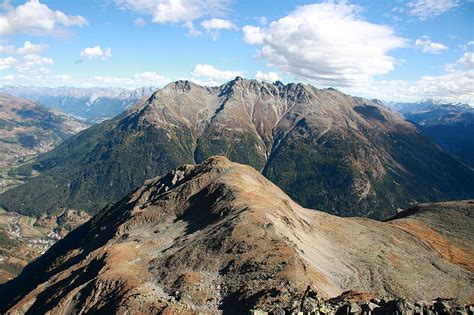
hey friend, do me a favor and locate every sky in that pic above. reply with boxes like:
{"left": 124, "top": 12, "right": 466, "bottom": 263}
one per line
{"left": 0, "top": 0, "right": 473, "bottom": 103}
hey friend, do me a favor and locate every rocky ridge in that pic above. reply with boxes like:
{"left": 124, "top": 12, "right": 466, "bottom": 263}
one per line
{"left": 1, "top": 157, "right": 472, "bottom": 313}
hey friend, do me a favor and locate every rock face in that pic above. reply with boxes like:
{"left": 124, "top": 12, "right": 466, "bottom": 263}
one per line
{"left": 0, "top": 93, "right": 89, "bottom": 170}
{"left": 1, "top": 78, "right": 474, "bottom": 219}
{"left": 1, "top": 157, "right": 472, "bottom": 314}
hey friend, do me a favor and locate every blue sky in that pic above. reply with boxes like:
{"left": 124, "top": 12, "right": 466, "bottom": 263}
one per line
{"left": 0, "top": 0, "right": 473, "bottom": 103}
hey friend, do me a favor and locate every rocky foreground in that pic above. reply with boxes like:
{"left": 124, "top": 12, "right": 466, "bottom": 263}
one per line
{"left": 251, "top": 290, "right": 474, "bottom": 314}
{"left": 1, "top": 157, "right": 472, "bottom": 314}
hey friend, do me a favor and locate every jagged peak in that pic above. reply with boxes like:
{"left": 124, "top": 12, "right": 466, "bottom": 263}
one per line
{"left": 155, "top": 77, "right": 321, "bottom": 100}
{"left": 232, "top": 75, "right": 244, "bottom": 82}
{"left": 166, "top": 80, "right": 198, "bottom": 92}
{"left": 274, "top": 80, "right": 285, "bottom": 87}
{"left": 142, "top": 156, "right": 243, "bottom": 192}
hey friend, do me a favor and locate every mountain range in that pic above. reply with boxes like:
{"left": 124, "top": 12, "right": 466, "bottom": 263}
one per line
{"left": 0, "top": 86, "right": 155, "bottom": 123}
{"left": 386, "top": 100, "right": 474, "bottom": 168}
{"left": 1, "top": 78, "right": 473, "bottom": 220}
{"left": 1, "top": 157, "right": 471, "bottom": 313}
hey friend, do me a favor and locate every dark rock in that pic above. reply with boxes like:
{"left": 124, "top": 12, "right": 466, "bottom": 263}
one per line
{"left": 362, "top": 302, "right": 380, "bottom": 314}
{"left": 433, "top": 298, "right": 451, "bottom": 315}
{"left": 375, "top": 298, "right": 413, "bottom": 315}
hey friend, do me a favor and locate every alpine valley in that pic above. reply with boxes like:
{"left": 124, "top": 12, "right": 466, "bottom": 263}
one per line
{"left": 0, "top": 93, "right": 91, "bottom": 282}
{"left": 0, "top": 92, "right": 88, "bottom": 184}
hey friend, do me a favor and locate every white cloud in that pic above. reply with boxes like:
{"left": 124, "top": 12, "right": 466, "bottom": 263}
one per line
{"left": 414, "top": 71, "right": 473, "bottom": 102}
{"left": 185, "top": 78, "right": 221, "bottom": 86}
{"left": 242, "top": 2, "right": 406, "bottom": 88}
{"left": 258, "top": 16, "right": 268, "bottom": 26}
{"left": 94, "top": 72, "right": 171, "bottom": 87}
{"left": 459, "top": 40, "right": 474, "bottom": 51}
{"left": 349, "top": 52, "right": 474, "bottom": 104}
{"left": 0, "top": 41, "right": 47, "bottom": 54}
{"left": 1, "top": 71, "right": 171, "bottom": 88}
{"left": 444, "top": 51, "right": 474, "bottom": 72}
{"left": 80, "top": 46, "right": 112, "bottom": 60}
{"left": 0, "top": 49, "right": 53, "bottom": 75}
{"left": 18, "top": 41, "right": 48, "bottom": 54}
{"left": 0, "top": 44, "right": 15, "bottom": 54}
{"left": 415, "top": 36, "right": 448, "bottom": 54}
{"left": 134, "top": 17, "right": 146, "bottom": 27}
{"left": 0, "top": 56, "right": 18, "bottom": 69}
{"left": 2, "top": 73, "right": 74, "bottom": 84}
{"left": 407, "top": 0, "right": 461, "bottom": 20}
{"left": 363, "top": 71, "right": 474, "bottom": 104}
{"left": 114, "top": 0, "right": 230, "bottom": 23}
{"left": 2, "top": 74, "right": 15, "bottom": 80}
{"left": 201, "top": 18, "right": 235, "bottom": 30}
{"left": 183, "top": 21, "right": 202, "bottom": 36}
{"left": 56, "top": 74, "right": 72, "bottom": 80}
{"left": 0, "top": 0, "right": 88, "bottom": 36}
{"left": 114, "top": 72, "right": 170, "bottom": 87}
{"left": 19, "top": 53, "right": 53, "bottom": 71}
{"left": 255, "top": 71, "right": 281, "bottom": 82}
{"left": 458, "top": 52, "right": 474, "bottom": 68}
{"left": 201, "top": 18, "right": 236, "bottom": 40}
{"left": 132, "top": 71, "right": 171, "bottom": 85}
{"left": 191, "top": 64, "right": 243, "bottom": 81}
{"left": 242, "top": 25, "right": 264, "bottom": 44}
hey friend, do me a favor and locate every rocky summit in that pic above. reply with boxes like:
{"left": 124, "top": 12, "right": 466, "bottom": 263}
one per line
{"left": 2, "top": 78, "right": 473, "bottom": 219}
{"left": 1, "top": 157, "right": 472, "bottom": 314}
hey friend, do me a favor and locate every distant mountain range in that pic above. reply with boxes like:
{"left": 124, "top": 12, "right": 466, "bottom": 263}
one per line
{"left": 0, "top": 86, "right": 155, "bottom": 123}
{"left": 1, "top": 78, "right": 473, "bottom": 219}
{"left": 386, "top": 99, "right": 474, "bottom": 168}
{"left": 1, "top": 157, "right": 471, "bottom": 313}
{"left": 0, "top": 93, "right": 88, "bottom": 171}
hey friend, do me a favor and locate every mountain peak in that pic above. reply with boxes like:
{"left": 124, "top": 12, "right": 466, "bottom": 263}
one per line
{"left": 233, "top": 75, "right": 244, "bottom": 82}
{"left": 168, "top": 80, "right": 197, "bottom": 91}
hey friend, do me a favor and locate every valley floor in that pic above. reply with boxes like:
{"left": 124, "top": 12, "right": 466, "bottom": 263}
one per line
{"left": 0, "top": 208, "right": 90, "bottom": 283}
